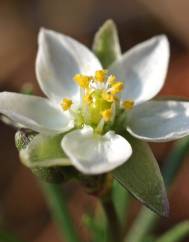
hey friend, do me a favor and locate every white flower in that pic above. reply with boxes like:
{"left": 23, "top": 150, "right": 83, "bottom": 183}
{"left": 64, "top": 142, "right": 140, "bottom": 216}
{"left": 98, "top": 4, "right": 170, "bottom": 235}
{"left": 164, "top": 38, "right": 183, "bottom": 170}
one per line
{"left": 1, "top": 28, "right": 189, "bottom": 175}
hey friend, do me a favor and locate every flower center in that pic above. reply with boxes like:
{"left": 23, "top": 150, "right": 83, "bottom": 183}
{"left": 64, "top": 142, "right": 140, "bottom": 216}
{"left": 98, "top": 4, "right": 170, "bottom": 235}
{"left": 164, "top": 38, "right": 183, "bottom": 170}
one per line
{"left": 60, "top": 69, "right": 134, "bottom": 133}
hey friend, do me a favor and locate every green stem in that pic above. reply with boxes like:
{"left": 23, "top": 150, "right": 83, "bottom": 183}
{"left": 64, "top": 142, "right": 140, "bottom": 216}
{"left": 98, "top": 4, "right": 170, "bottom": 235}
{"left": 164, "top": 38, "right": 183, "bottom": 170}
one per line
{"left": 40, "top": 182, "right": 80, "bottom": 242}
{"left": 124, "top": 137, "right": 189, "bottom": 242}
{"left": 112, "top": 180, "right": 130, "bottom": 226}
{"left": 102, "top": 198, "right": 122, "bottom": 242}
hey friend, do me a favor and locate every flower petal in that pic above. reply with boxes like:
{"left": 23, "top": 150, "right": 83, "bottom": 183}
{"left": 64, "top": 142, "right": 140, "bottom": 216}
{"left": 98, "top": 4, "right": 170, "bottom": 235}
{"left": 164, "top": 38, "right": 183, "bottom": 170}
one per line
{"left": 127, "top": 100, "right": 189, "bottom": 142}
{"left": 0, "top": 92, "right": 73, "bottom": 134}
{"left": 61, "top": 126, "right": 132, "bottom": 174}
{"left": 36, "top": 28, "right": 102, "bottom": 103}
{"left": 109, "top": 35, "right": 170, "bottom": 104}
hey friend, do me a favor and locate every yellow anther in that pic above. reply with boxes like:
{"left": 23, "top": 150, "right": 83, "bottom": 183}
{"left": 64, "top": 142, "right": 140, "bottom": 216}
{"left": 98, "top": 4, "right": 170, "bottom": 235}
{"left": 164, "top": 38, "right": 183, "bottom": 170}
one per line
{"left": 110, "top": 82, "right": 124, "bottom": 95}
{"left": 101, "top": 108, "right": 112, "bottom": 122}
{"left": 107, "top": 75, "right": 116, "bottom": 85}
{"left": 122, "top": 100, "right": 134, "bottom": 110}
{"left": 102, "top": 91, "right": 115, "bottom": 103}
{"left": 95, "top": 69, "right": 108, "bottom": 82}
{"left": 74, "top": 74, "right": 91, "bottom": 88}
{"left": 60, "top": 98, "right": 73, "bottom": 111}
{"left": 83, "top": 93, "right": 93, "bottom": 104}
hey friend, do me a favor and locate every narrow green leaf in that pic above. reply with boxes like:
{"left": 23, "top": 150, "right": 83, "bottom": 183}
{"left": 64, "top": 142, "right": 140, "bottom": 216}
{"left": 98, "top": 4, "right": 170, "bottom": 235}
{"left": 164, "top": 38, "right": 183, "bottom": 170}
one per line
{"left": 92, "top": 19, "right": 121, "bottom": 67}
{"left": 112, "top": 133, "right": 168, "bottom": 216}
{"left": 155, "top": 221, "right": 189, "bottom": 242}
{"left": 19, "top": 133, "right": 70, "bottom": 168}
{"left": 125, "top": 208, "right": 158, "bottom": 242}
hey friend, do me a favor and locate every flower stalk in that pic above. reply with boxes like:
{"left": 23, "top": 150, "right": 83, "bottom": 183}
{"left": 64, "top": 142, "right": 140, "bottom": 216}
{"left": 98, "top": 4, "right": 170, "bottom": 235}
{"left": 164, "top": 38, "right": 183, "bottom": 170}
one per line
{"left": 102, "top": 198, "right": 122, "bottom": 242}
{"left": 40, "top": 182, "right": 81, "bottom": 242}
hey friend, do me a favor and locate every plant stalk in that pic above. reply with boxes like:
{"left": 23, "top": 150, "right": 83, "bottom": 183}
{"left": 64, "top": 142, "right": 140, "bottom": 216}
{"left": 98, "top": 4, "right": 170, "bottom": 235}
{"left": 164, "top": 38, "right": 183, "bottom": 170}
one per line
{"left": 40, "top": 182, "right": 80, "bottom": 242}
{"left": 102, "top": 198, "right": 122, "bottom": 242}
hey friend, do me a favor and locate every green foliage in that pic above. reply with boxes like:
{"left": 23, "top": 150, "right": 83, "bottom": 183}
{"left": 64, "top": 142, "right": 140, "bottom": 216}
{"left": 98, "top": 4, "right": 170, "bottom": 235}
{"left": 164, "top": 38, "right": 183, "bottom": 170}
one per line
{"left": 163, "top": 136, "right": 189, "bottom": 186}
{"left": 155, "top": 221, "right": 189, "bottom": 242}
{"left": 125, "top": 136, "right": 189, "bottom": 242}
{"left": 125, "top": 207, "right": 158, "bottom": 242}
{"left": 92, "top": 19, "right": 121, "bottom": 67}
{"left": 83, "top": 213, "right": 108, "bottom": 242}
{"left": 112, "top": 180, "right": 130, "bottom": 225}
{"left": 113, "top": 133, "right": 168, "bottom": 216}
{"left": 32, "top": 167, "right": 65, "bottom": 183}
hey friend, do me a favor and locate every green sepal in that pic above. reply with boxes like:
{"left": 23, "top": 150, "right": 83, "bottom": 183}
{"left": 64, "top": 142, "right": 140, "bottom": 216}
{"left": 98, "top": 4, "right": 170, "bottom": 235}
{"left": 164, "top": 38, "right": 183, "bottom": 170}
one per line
{"left": 15, "top": 129, "right": 36, "bottom": 151}
{"left": 112, "top": 132, "right": 169, "bottom": 216}
{"left": 15, "top": 130, "right": 73, "bottom": 183}
{"left": 18, "top": 133, "right": 70, "bottom": 168}
{"left": 92, "top": 19, "right": 121, "bottom": 67}
{"left": 32, "top": 167, "right": 65, "bottom": 183}
{"left": 32, "top": 166, "right": 77, "bottom": 184}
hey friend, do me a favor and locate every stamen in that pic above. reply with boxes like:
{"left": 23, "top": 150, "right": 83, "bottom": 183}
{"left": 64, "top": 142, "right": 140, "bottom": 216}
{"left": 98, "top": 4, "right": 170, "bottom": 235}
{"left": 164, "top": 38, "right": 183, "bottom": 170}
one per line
{"left": 69, "top": 70, "right": 127, "bottom": 130}
{"left": 74, "top": 74, "right": 92, "bottom": 88}
{"left": 83, "top": 93, "right": 93, "bottom": 104}
{"left": 122, "top": 100, "right": 134, "bottom": 110}
{"left": 95, "top": 69, "right": 108, "bottom": 82}
{"left": 107, "top": 75, "right": 116, "bottom": 85}
{"left": 110, "top": 82, "right": 124, "bottom": 95}
{"left": 101, "top": 108, "right": 112, "bottom": 122}
{"left": 102, "top": 91, "right": 115, "bottom": 103}
{"left": 60, "top": 98, "right": 73, "bottom": 111}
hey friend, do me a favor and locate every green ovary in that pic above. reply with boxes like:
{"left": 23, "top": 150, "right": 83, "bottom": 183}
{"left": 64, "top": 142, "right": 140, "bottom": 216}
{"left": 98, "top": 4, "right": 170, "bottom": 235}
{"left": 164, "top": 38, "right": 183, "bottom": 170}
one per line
{"left": 82, "top": 90, "right": 112, "bottom": 126}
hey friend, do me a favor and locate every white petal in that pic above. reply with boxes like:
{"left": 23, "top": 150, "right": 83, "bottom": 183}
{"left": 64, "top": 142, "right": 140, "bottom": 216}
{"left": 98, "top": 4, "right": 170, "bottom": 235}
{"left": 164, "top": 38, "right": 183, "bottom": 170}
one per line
{"left": 109, "top": 35, "right": 170, "bottom": 104}
{"left": 127, "top": 101, "right": 189, "bottom": 142}
{"left": 0, "top": 92, "right": 73, "bottom": 134}
{"left": 61, "top": 126, "right": 132, "bottom": 174}
{"left": 36, "top": 28, "right": 102, "bottom": 103}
